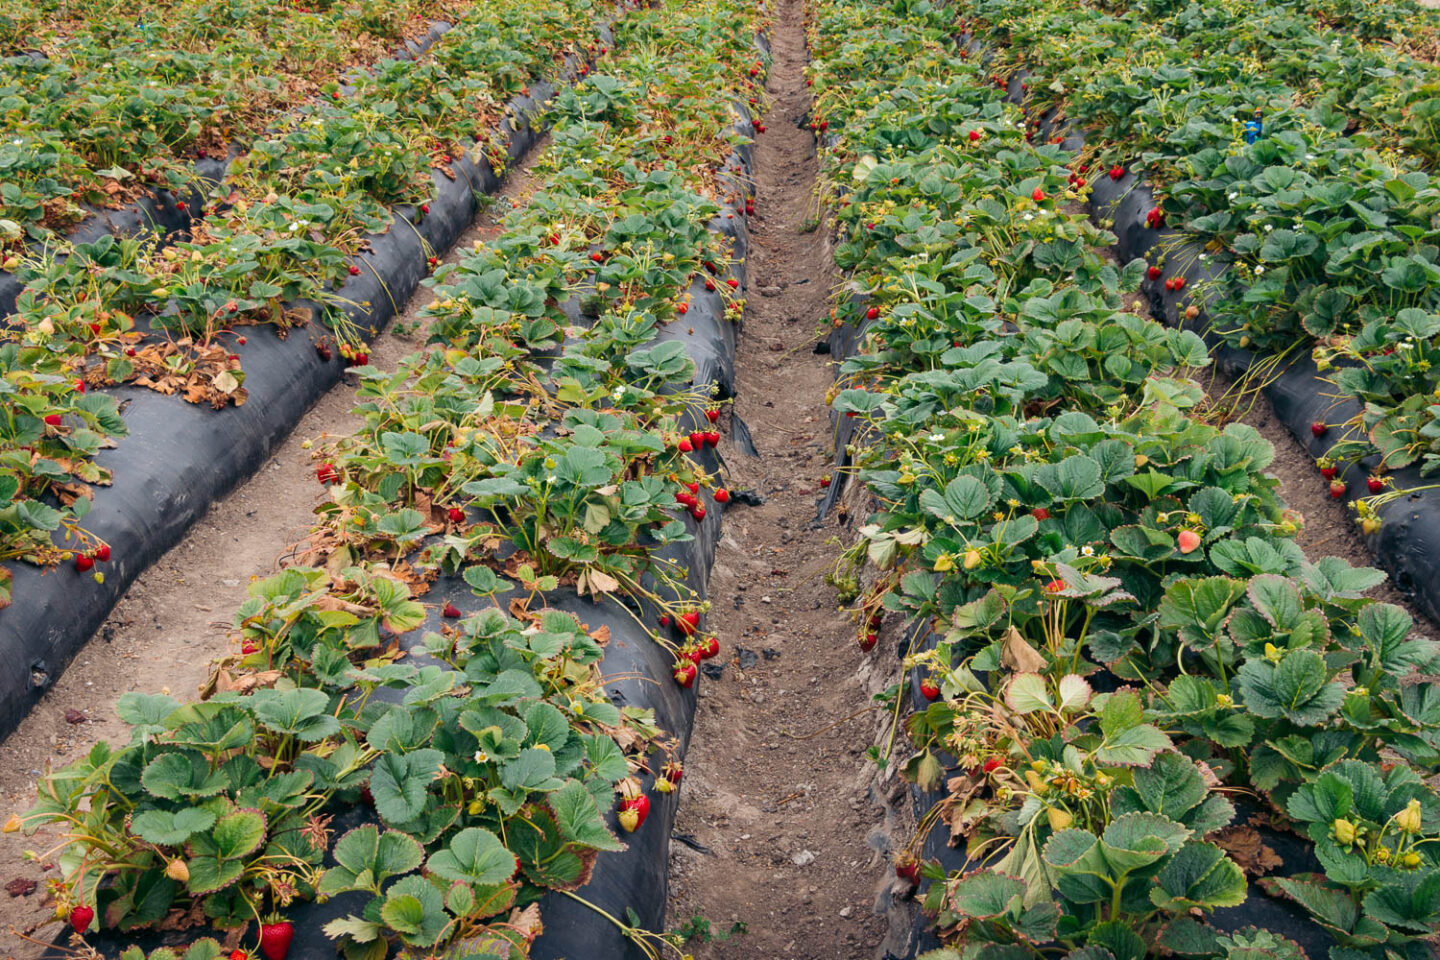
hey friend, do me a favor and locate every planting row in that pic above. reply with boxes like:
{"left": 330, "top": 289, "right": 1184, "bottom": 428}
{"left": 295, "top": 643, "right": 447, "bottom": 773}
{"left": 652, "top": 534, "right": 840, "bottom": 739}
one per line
{"left": 0, "top": 0, "right": 606, "bottom": 610}
{"left": 958, "top": 0, "right": 1440, "bottom": 614}
{"left": 0, "top": 0, "right": 458, "bottom": 240}
{"left": 807, "top": 0, "right": 1440, "bottom": 957}
{"left": 11, "top": 0, "right": 766, "bottom": 958}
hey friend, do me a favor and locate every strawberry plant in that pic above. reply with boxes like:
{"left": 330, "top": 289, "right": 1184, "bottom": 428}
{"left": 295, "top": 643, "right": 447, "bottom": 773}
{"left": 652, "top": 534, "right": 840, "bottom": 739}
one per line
{"left": 15, "top": 1, "right": 764, "bottom": 956}
{"left": 813, "top": 0, "right": 1440, "bottom": 954}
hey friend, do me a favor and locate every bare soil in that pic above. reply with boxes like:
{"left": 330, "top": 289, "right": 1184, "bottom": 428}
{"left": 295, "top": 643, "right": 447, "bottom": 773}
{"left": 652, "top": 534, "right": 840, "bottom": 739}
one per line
{"left": 663, "top": 4, "right": 895, "bottom": 956}
{"left": 0, "top": 152, "right": 547, "bottom": 958}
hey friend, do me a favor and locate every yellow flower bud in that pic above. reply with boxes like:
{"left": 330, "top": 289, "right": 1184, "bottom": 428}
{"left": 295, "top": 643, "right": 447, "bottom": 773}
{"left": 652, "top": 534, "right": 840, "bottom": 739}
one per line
{"left": 1398, "top": 798, "right": 1423, "bottom": 835}
{"left": 1333, "top": 818, "right": 1357, "bottom": 846}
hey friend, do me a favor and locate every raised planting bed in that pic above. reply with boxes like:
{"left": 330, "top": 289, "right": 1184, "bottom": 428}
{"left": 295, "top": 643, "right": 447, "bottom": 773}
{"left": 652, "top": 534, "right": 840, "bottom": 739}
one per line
{"left": 0, "top": 0, "right": 608, "bottom": 615}
{"left": 805, "top": 0, "right": 1440, "bottom": 957}
{"left": 0, "top": 4, "right": 616, "bottom": 740}
{"left": 12, "top": 2, "right": 771, "bottom": 958}
{"left": 957, "top": 0, "right": 1440, "bottom": 630}
{"left": 0, "top": 0, "right": 463, "bottom": 253}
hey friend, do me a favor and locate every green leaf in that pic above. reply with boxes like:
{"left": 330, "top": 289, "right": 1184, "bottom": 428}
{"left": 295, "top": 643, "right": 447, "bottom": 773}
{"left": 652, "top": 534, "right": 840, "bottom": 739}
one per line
{"left": 317, "top": 825, "right": 424, "bottom": 896}
{"left": 380, "top": 874, "right": 450, "bottom": 947}
{"left": 370, "top": 749, "right": 442, "bottom": 825}
{"left": 1363, "top": 870, "right": 1440, "bottom": 933}
{"left": 1237, "top": 650, "right": 1345, "bottom": 725}
{"left": 1099, "top": 813, "right": 1190, "bottom": 874}
{"left": 211, "top": 808, "right": 267, "bottom": 859}
{"left": 1004, "top": 673, "right": 1053, "bottom": 714}
{"left": 946, "top": 870, "right": 1025, "bottom": 920}
{"left": 251, "top": 688, "right": 340, "bottom": 741}
{"left": 130, "top": 808, "right": 216, "bottom": 846}
{"left": 551, "top": 779, "right": 624, "bottom": 851}
{"left": 425, "top": 827, "right": 518, "bottom": 886}
{"left": 1150, "top": 842, "right": 1248, "bottom": 912}
{"left": 141, "top": 751, "right": 228, "bottom": 800}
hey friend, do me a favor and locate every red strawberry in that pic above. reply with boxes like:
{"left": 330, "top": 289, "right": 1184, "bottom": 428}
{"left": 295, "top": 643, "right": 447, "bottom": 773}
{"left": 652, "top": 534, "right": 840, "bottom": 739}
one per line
{"left": 1320, "top": 464, "right": 1338, "bottom": 479}
{"left": 1148, "top": 265, "right": 1162, "bottom": 280}
{"left": 896, "top": 861, "right": 920, "bottom": 885}
{"left": 259, "top": 920, "right": 294, "bottom": 960}
{"left": 316, "top": 463, "right": 339, "bottom": 484}
{"left": 819, "top": 475, "right": 832, "bottom": 488}
{"left": 677, "top": 302, "right": 689, "bottom": 315}
{"left": 351, "top": 352, "right": 369, "bottom": 367}
{"left": 348, "top": 264, "right": 361, "bottom": 276}
{"left": 692, "top": 505, "right": 706, "bottom": 521}
{"left": 1311, "top": 422, "right": 1327, "bottom": 438}
{"left": 699, "top": 636, "right": 720, "bottom": 659}
{"left": 1074, "top": 176, "right": 1086, "bottom": 188}
{"left": 419, "top": 204, "right": 430, "bottom": 215}
{"left": 659, "top": 614, "right": 671, "bottom": 628}
{"left": 920, "top": 678, "right": 941, "bottom": 700}
{"left": 705, "top": 430, "right": 720, "bottom": 446}
{"left": 673, "top": 661, "right": 697, "bottom": 688}
{"left": 1109, "top": 165, "right": 1124, "bottom": 180}
{"left": 94, "top": 544, "right": 110, "bottom": 562}
{"left": 684, "top": 645, "right": 703, "bottom": 664}
{"left": 442, "top": 602, "right": 462, "bottom": 618}
{"left": 316, "top": 342, "right": 332, "bottom": 361}
{"left": 1330, "top": 479, "right": 1347, "bottom": 499}
{"left": 686, "top": 481, "right": 700, "bottom": 494}
{"left": 689, "top": 431, "right": 705, "bottom": 449}
{"left": 1368, "top": 476, "right": 1384, "bottom": 494}
{"left": 242, "top": 642, "right": 258, "bottom": 655}
{"left": 448, "top": 507, "right": 465, "bottom": 523}
{"left": 859, "top": 632, "right": 877, "bottom": 652}
{"left": 678, "top": 438, "right": 693, "bottom": 453}
{"left": 620, "top": 793, "right": 650, "bottom": 830}
{"left": 74, "top": 553, "right": 94, "bottom": 573}
{"left": 1172, "top": 276, "right": 1186, "bottom": 291}
{"left": 1031, "top": 187, "right": 1046, "bottom": 202}
{"left": 706, "top": 408, "right": 721, "bottom": 423}
{"left": 705, "top": 279, "right": 716, "bottom": 291}
{"left": 680, "top": 611, "right": 700, "bottom": 634}
{"left": 714, "top": 488, "right": 730, "bottom": 504}
{"left": 1032, "top": 507, "right": 1050, "bottom": 520}
{"left": 43, "top": 414, "right": 61, "bottom": 426}
{"left": 968, "top": 129, "right": 981, "bottom": 142}
{"left": 726, "top": 277, "right": 739, "bottom": 289}
{"left": 591, "top": 252, "right": 604, "bottom": 263}
{"left": 1177, "top": 529, "right": 1201, "bottom": 554}
{"left": 230, "top": 951, "right": 247, "bottom": 960}
{"left": 1164, "top": 278, "right": 1175, "bottom": 292}
{"left": 866, "top": 306, "right": 880, "bottom": 320}
{"left": 982, "top": 757, "right": 1003, "bottom": 773}
{"left": 69, "top": 905, "right": 93, "bottom": 934}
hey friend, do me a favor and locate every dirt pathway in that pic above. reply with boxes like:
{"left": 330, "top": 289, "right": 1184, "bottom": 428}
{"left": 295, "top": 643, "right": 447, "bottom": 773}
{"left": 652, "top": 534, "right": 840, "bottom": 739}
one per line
{"left": 0, "top": 151, "right": 548, "bottom": 957}
{"left": 664, "top": 5, "right": 891, "bottom": 956}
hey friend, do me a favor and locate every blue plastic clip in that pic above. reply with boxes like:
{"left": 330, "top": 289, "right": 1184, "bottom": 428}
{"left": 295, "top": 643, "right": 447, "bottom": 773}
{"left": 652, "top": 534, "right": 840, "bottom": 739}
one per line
{"left": 1244, "top": 108, "right": 1263, "bottom": 145}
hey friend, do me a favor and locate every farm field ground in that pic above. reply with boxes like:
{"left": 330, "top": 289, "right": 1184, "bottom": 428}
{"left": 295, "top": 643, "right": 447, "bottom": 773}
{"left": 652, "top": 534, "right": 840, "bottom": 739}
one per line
{"left": 7, "top": 0, "right": 1440, "bottom": 958}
